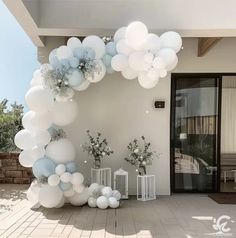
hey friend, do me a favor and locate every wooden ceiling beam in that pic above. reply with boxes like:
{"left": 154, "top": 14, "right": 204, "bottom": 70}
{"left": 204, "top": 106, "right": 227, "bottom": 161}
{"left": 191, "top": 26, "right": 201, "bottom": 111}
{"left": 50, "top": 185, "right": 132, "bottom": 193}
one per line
{"left": 198, "top": 37, "right": 222, "bottom": 57}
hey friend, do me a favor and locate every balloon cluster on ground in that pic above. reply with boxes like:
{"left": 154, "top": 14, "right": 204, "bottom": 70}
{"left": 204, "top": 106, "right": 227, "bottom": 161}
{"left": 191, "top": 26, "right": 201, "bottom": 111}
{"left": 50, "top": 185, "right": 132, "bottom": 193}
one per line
{"left": 15, "top": 21, "right": 182, "bottom": 209}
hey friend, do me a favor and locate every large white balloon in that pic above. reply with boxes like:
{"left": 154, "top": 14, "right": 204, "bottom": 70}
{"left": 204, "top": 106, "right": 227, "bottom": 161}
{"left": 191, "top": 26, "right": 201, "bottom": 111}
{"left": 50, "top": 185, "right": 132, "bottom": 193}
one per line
{"left": 25, "top": 86, "right": 54, "bottom": 113}
{"left": 33, "top": 130, "right": 51, "bottom": 146}
{"left": 31, "top": 146, "right": 45, "bottom": 160}
{"left": 51, "top": 100, "right": 78, "bottom": 126}
{"left": 111, "top": 54, "right": 128, "bottom": 71}
{"left": 128, "top": 51, "right": 145, "bottom": 71}
{"left": 57, "top": 46, "right": 73, "bottom": 60}
{"left": 39, "top": 185, "right": 63, "bottom": 208}
{"left": 73, "top": 184, "right": 85, "bottom": 194}
{"left": 82, "top": 35, "right": 105, "bottom": 59}
{"left": 126, "top": 21, "right": 148, "bottom": 50}
{"left": 160, "top": 31, "right": 182, "bottom": 53}
{"left": 88, "top": 197, "right": 97, "bottom": 208}
{"left": 141, "top": 33, "right": 160, "bottom": 52}
{"left": 116, "top": 39, "right": 133, "bottom": 56}
{"left": 63, "top": 188, "right": 75, "bottom": 198}
{"left": 22, "top": 111, "right": 35, "bottom": 131}
{"left": 48, "top": 174, "right": 60, "bottom": 186}
{"left": 14, "top": 129, "right": 35, "bottom": 150}
{"left": 27, "top": 180, "right": 41, "bottom": 205}
{"left": 108, "top": 197, "right": 119, "bottom": 208}
{"left": 69, "top": 187, "right": 90, "bottom": 206}
{"left": 19, "top": 150, "right": 36, "bottom": 167}
{"left": 86, "top": 60, "right": 106, "bottom": 83}
{"left": 158, "top": 48, "right": 177, "bottom": 66}
{"left": 121, "top": 67, "right": 138, "bottom": 80}
{"left": 31, "top": 111, "right": 52, "bottom": 131}
{"left": 46, "top": 138, "right": 76, "bottom": 163}
{"left": 67, "top": 37, "right": 82, "bottom": 50}
{"left": 138, "top": 71, "right": 159, "bottom": 89}
{"left": 114, "top": 27, "right": 127, "bottom": 42}
{"left": 73, "top": 80, "right": 90, "bottom": 91}
{"left": 96, "top": 196, "right": 109, "bottom": 209}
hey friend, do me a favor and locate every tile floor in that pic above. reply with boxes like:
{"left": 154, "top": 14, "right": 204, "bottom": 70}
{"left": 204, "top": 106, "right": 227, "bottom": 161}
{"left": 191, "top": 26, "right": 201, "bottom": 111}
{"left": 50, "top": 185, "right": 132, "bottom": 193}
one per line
{"left": 0, "top": 184, "right": 236, "bottom": 238}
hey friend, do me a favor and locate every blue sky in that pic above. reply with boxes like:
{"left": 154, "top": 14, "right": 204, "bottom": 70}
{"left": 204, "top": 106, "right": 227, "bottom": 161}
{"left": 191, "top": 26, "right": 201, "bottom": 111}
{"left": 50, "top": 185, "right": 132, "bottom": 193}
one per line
{"left": 0, "top": 1, "right": 38, "bottom": 108}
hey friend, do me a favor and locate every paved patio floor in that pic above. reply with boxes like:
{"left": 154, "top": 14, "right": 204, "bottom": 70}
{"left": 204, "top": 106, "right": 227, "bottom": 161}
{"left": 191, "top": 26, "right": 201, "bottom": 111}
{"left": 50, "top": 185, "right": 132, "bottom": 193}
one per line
{"left": 0, "top": 184, "right": 235, "bottom": 238}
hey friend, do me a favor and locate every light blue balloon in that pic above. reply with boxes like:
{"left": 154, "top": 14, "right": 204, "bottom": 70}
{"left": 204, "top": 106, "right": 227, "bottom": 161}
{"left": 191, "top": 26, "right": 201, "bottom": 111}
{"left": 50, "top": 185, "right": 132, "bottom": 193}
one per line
{"left": 74, "top": 47, "right": 84, "bottom": 60}
{"left": 49, "top": 49, "right": 61, "bottom": 69}
{"left": 66, "top": 161, "right": 78, "bottom": 173}
{"left": 84, "top": 47, "right": 96, "bottom": 60}
{"left": 67, "top": 69, "right": 84, "bottom": 87}
{"left": 102, "top": 54, "right": 112, "bottom": 67}
{"left": 107, "top": 66, "right": 115, "bottom": 74}
{"left": 59, "top": 59, "right": 70, "bottom": 70}
{"left": 59, "top": 182, "right": 72, "bottom": 191}
{"left": 32, "top": 157, "right": 56, "bottom": 179}
{"left": 105, "top": 42, "right": 117, "bottom": 56}
{"left": 69, "top": 57, "right": 79, "bottom": 68}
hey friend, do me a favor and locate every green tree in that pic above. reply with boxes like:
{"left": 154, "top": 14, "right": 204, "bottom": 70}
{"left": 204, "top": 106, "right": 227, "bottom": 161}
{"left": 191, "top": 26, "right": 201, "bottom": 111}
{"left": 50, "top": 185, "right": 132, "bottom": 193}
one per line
{"left": 0, "top": 99, "right": 24, "bottom": 152}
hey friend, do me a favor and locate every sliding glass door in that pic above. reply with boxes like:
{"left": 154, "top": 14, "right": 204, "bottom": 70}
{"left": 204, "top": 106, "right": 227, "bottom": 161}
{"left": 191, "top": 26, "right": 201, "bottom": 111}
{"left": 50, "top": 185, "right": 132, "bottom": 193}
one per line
{"left": 171, "top": 74, "right": 220, "bottom": 192}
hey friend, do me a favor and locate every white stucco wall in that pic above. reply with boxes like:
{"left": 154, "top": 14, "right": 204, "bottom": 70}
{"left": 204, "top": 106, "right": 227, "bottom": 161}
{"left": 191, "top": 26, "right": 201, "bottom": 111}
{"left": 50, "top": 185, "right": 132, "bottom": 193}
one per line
{"left": 38, "top": 37, "right": 236, "bottom": 195}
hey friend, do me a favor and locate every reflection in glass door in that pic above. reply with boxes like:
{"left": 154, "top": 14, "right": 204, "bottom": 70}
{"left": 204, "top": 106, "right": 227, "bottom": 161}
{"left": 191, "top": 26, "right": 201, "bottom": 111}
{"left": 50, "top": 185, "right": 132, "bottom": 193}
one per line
{"left": 171, "top": 75, "right": 219, "bottom": 192}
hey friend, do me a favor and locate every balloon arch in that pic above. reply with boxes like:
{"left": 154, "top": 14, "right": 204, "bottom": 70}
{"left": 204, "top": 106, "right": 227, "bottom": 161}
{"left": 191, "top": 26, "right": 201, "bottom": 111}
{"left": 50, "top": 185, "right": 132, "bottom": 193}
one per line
{"left": 14, "top": 21, "right": 182, "bottom": 209}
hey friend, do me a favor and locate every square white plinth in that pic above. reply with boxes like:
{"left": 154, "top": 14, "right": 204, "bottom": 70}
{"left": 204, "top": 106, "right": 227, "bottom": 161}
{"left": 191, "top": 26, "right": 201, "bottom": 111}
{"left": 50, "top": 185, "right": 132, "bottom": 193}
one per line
{"left": 137, "top": 175, "right": 156, "bottom": 201}
{"left": 91, "top": 168, "right": 111, "bottom": 186}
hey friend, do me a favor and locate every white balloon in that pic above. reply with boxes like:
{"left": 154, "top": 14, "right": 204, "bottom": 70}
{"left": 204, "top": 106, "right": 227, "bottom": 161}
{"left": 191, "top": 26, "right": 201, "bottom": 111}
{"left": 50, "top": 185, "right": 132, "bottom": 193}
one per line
{"left": 30, "top": 69, "right": 43, "bottom": 87}
{"left": 121, "top": 67, "right": 138, "bottom": 80}
{"left": 25, "top": 86, "right": 54, "bottom": 113}
{"left": 116, "top": 39, "right": 133, "bottom": 55}
{"left": 101, "top": 187, "right": 113, "bottom": 198}
{"left": 31, "top": 111, "right": 52, "bottom": 131}
{"left": 27, "top": 180, "right": 41, "bottom": 205}
{"left": 86, "top": 60, "right": 106, "bottom": 83}
{"left": 88, "top": 197, "right": 97, "bottom": 208}
{"left": 67, "top": 37, "right": 82, "bottom": 50}
{"left": 14, "top": 129, "right": 35, "bottom": 150}
{"left": 141, "top": 33, "right": 160, "bottom": 52}
{"left": 46, "top": 138, "right": 76, "bottom": 163}
{"left": 108, "top": 197, "right": 120, "bottom": 209}
{"left": 73, "top": 80, "right": 90, "bottom": 91}
{"left": 158, "top": 48, "right": 177, "bottom": 66}
{"left": 19, "top": 150, "right": 36, "bottom": 167}
{"left": 111, "top": 54, "right": 128, "bottom": 71}
{"left": 51, "top": 100, "right": 78, "bottom": 126}
{"left": 55, "top": 197, "right": 65, "bottom": 208}
{"left": 69, "top": 187, "right": 90, "bottom": 206}
{"left": 48, "top": 174, "right": 60, "bottom": 186}
{"left": 147, "top": 68, "right": 160, "bottom": 81}
{"left": 39, "top": 185, "right": 63, "bottom": 208}
{"left": 96, "top": 196, "right": 109, "bottom": 209}
{"left": 55, "top": 164, "right": 66, "bottom": 176}
{"left": 112, "top": 190, "right": 121, "bottom": 201}
{"left": 159, "top": 69, "right": 167, "bottom": 78}
{"left": 73, "top": 184, "right": 85, "bottom": 194}
{"left": 82, "top": 35, "right": 105, "bottom": 59}
{"left": 128, "top": 51, "right": 145, "bottom": 71}
{"left": 33, "top": 130, "right": 51, "bottom": 146}
{"left": 63, "top": 188, "right": 75, "bottom": 197}
{"left": 66, "top": 69, "right": 84, "bottom": 87}
{"left": 88, "top": 183, "right": 100, "bottom": 196}
{"left": 22, "top": 111, "right": 35, "bottom": 131}
{"left": 57, "top": 46, "right": 73, "bottom": 60}
{"left": 71, "top": 172, "right": 84, "bottom": 185}
{"left": 160, "top": 31, "right": 182, "bottom": 53}
{"left": 60, "top": 172, "right": 72, "bottom": 183}
{"left": 153, "top": 56, "right": 166, "bottom": 70}
{"left": 114, "top": 27, "right": 127, "bottom": 42}
{"left": 138, "top": 71, "right": 159, "bottom": 89}
{"left": 166, "top": 57, "right": 178, "bottom": 71}
{"left": 31, "top": 146, "right": 45, "bottom": 160}
{"left": 144, "top": 52, "right": 154, "bottom": 64}
{"left": 126, "top": 21, "right": 148, "bottom": 50}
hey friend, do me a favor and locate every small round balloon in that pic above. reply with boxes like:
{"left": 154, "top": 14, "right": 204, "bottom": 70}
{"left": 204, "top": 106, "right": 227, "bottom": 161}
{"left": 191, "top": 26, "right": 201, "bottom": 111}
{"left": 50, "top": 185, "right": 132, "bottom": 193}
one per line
{"left": 88, "top": 197, "right": 97, "bottom": 208}
{"left": 96, "top": 196, "right": 109, "bottom": 209}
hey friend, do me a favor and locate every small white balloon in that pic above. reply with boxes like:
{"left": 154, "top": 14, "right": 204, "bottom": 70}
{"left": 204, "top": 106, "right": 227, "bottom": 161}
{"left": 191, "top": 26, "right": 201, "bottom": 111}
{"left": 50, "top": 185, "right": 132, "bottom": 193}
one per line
{"left": 71, "top": 172, "right": 84, "bottom": 185}
{"left": 57, "top": 46, "right": 73, "bottom": 60}
{"left": 31, "top": 146, "right": 45, "bottom": 160}
{"left": 114, "top": 27, "right": 127, "bottom": 42}
{"left": 67, "top": 37, "right": 82, "bottom": 50}
{"left": 112, "top": 190, "right": 121, "bottom": 200}
{"left": 19, "top": 150, "right": 36, "bottom": 167}
{"left": 158, "top": 48, "right": 177, "bottom": 66}
{"left": 128, "top": 51, "right": 146, "bottom": 71}
{"left": 48, "top": 174, "right": 60, "bottom": 186}
{"left": 88, "top": 197, "right": 97, "bottom": 208}
{"left": 108, "top": 197, "right": 119, "bottom": 208}
{"left": 55, "top": 164, "right": 66, "bottom": 176}
{"left": 126, "top": 21, "right": 148, "bottom": 50}
{"left": 73, "top": 80, "right": 90, "bottom": 91}
{"left": 73, "top": 184, "right": 85, "bottom": 194}
{"left": 60, "top": 172, "right": 72, "bottom": 183}
{"left": 147, "top": 68, "right": 159, "bottom": 81}
{"left": 88, "top": 183, "right": 100, "bottom": 196}
{"left": 82, "top": 35, "right": 105, "bottom": 59}
{"left": 121, "top": 67, "right": 138, "bottom": 80}
{"left": 101, "top": 187, "right": 113, "bottom": 198}
{"left": 51, "top": 100, "right": 78, "bottom": 126}
{"left": 46, "top": 138, "right": 76, "bottom": 164}
{"left": 116, "top": 39, "right": 133, "bottom": 56}
{"left": 111, "top": 54, "right": 128, "bottom": 72}
{"left": 22, "top": 111, "right": 35, "bottom": 131}
{"left": 144, "top": 52, "right": 154, "bottom": 64}
{"left": 27, "top": 180, "right": 41, "bottom": 205}
{"left": 14, "top": 129, "right": 35, "bottom": 150}
{"left": 159, "top": 69, "right": 167, "bottom": 78}
{"left": 33, "top": 130, "right": 51, "bottom": 147}
{"left": 86, "top": 60, "right": 106, "bottom": 83}
{"left": 141, "top": 33, "right": 160, "bottom": 52}
{"left": 30, "top": 69, "right": 43, "bottom": 87}
{"left": 166, "top": 57, "right": 178, "bottom": 71}
{"left": 138, "top": 71, "right": 159, "bottom": 89}
{"left": 96, "top": 196, "right": 109, "bottom": 209}
{"left": 25, "top": 86, "right": 54, "bottom": 113}
{"left": 153, "top": 56, "right": 166, "bottom": 70}
{"left": 31, "top": 111, "right": 52, "bottom": 131}
{"left": 63, "top": 188, "right": 75, "bottom": 197}
{"left": 160, "top": 31, "right": 182, "bottom": 53}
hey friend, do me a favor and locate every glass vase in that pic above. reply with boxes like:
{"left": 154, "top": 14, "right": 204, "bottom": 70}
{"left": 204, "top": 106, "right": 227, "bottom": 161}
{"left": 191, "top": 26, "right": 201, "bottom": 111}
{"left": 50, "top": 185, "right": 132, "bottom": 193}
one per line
{"left": 138, "top": 165, "right": 146, "bottom": 176}
{"left": 94, "top": 157, "right": 101, "bottom": 169}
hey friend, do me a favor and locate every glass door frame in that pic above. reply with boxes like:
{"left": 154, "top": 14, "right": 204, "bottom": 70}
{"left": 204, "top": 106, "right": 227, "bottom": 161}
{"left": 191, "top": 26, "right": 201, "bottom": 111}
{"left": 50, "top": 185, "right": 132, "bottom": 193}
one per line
{"left": 169, "top": 73, "right": 236, "bottom": 193}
